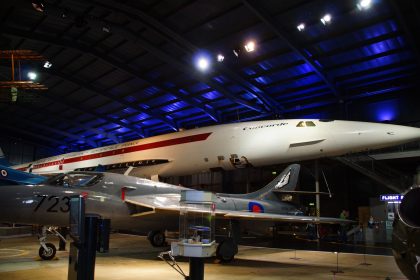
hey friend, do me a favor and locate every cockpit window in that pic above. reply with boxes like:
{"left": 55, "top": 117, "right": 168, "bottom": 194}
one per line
{"left": 296, "top": 121, "right": 316, "bottom": 127}
{"left": 47, "top": 173, "right": 103, "bottom": 188}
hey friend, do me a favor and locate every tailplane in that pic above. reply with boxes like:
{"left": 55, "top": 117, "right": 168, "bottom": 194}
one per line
{"left": 243, "top": 164, "right": 300, "bottom": 201}
{"left": 0, "top": 164, "right": 46, "bottom": 185}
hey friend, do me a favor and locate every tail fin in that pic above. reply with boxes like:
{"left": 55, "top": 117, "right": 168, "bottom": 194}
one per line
{"left": 0, "top": 164, "right": 46, "bottom": 185}
{"left": 0, "top": 148, "right": 10, "bottom": 166}
{"left": 244, "top": 164, "right": 300, "bottom": 201}
{"left": 25, "top": 163, "right": 33, "bottom": 173}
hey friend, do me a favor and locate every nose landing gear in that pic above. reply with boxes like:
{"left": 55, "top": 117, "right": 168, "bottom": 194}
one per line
{"left": 38, "top": 226, "right": 66, "bottom": 260}
{"left": 39, "top": 242, "right": 56, "bottom": 260}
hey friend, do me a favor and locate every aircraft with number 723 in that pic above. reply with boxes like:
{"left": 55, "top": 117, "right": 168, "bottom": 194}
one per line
{"left": 0, "top": 163, "right": 351, "bottom": 261}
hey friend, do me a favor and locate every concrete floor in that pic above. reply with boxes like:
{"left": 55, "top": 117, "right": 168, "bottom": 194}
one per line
{"left": 0, "top": 234, "right": 407, "bottom": 280}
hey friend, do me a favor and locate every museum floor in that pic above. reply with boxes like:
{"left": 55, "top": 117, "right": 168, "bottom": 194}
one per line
{"left": 0, "top": 234, "right": 406, "bottom": 280}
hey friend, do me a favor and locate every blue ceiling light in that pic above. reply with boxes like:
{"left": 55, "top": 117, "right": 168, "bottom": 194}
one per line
{"left": 372, "top": 100, "right": 398, "bottom": 122}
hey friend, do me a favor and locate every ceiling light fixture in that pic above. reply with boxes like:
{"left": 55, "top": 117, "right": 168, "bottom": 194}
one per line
{"left": 217, "top": 54, "right": 224, "bottom": 62}
{"left": 27, "top": 72, "right": 37, "bottom": 80}
{"left": 43, "top": 61, "right": 52, "bottom": 68}
{"left": 31, "top": 1, "right": 45, "bottom": 12}
{"left": 297, "top": 23, "right": 305, "bottom": 31}
{"left": 196, "top": 57, "right": 210, "bottom": 71}
{"left": 233, "top": 47, "right": 241, "bottom": 57}
{"left": 244, "top": 41, "right": 256, "bottom": 52}
{"left": 320, "top": 14, "right": 332, "bottom": 25}
{"left": 357, "top": 0, "right": 372, "bottom": 10}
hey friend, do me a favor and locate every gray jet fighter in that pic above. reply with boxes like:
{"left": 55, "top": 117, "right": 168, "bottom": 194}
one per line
{"left": 0, "top": 164, "right": 349, "bottom": 261}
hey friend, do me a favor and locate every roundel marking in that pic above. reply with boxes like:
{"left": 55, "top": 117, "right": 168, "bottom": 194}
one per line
{"left": 248, "top": 202, "right": 264, "bottom": 213}
{"left": 0, "top": 169, "right": 7, "bottom": 177}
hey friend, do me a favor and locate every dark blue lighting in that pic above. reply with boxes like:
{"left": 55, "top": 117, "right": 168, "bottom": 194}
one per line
{"left": 255, "top": 76, "right": 270, "bottom": 85}
{"left": 339, "top": 64, "right": 416, "bottom": 87}
{"left": 58, "top": 145, "right": 68, "bottom": 151}
{"left": 160, "top": 101, "right": 188, "bottom": 113}
{"left": 116, "top": 127, "right": 130, "bottom": 133}
{"left": 144, "top": 86, "right": 160, "bottom": 95}
{"left": 201, "top": 90, "right": 222, "bottom": 100}
{"left": 122, "top": 107, "right": 136, "bottom": 114}
{"left": 371, "top": 99, "right": 399, "bottom": 122}
{"left": 147, "top": 94, "right": 176, "bottom": 107}
{"left": 316, "top": 21, "right": 398, "bottom": 54}
{"left": 142, "top": 119, "right": 161, "bottom": 126}
{"left": 127, "top": 113, "right": 149, "bottom": 122}
{"left": 187, "top": 83, "right": 210, "bottom": 92}
{"left": 213, "top": 75, "right": 228, "bottom": 84}
{"left": 258, "top": 61, "right": 272, "bottom": 71}
{"left": 243, "top": 68, "right": 257, "bottom": 75}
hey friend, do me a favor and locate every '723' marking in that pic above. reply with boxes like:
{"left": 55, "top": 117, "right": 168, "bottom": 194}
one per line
{"left": 34, "top": 195, "right": 70, "bottom": 213}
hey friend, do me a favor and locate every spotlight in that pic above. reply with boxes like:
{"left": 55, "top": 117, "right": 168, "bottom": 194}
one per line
{"left": 217, "top": 54, "right": 224, "bottom": 62}
{"left": 196, "top": 57, "right": 210, "bottom": 71}
{"left": 233, "top": 47, "right": 241, "bottom": 57}
{"left": 357, "top": 0, "right": 372, "bottom": 10}
{"left": 27, "top": 72, "right": 37, "bottom": 80}
{"left": 297, "top": 23, "right": 305, "bottom": 31}
{"left": 31, "top": 1, "right": 45, "bottom": 12}
{"left": 60, "top": 8, "right": 69, "bottom": 19}
{"left": 244, "top": 41, "right": 256, "bottom": 52}
{"left": 320, "top": 14, "right": 332, "bottom": 25}
{"left": 102, "top": 26, "right": 111, "bottom": 33}
{"left": 43, "top": 61, "right": 52, "bottom": 68}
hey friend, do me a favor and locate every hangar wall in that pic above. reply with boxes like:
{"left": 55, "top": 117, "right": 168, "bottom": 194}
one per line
{"left": 0, "top": 136, "right": 56, "bottom": 165}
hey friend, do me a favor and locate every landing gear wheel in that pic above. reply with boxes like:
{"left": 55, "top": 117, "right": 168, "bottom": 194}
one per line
{"left": 148, "top": 231, "right": 166, "bottom": 247}
{"left": 216, "top": 238, "right": 237, "bottom": 263}
{"left": 39, "top": 242, "right": 56, "bottom": 260}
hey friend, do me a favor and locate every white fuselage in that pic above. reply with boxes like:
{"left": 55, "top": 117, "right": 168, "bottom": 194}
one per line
{"left": 12, "top": 119, "right": 420, "bottom": 177}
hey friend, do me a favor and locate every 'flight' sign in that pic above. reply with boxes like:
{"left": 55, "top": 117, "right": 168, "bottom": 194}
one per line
{"left": 380, "top": 194, "right": 404, "bottom": 202}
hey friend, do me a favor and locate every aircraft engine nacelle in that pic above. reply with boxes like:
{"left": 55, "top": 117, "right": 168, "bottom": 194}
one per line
{"left": 392, "top": 186, "right": 420, "bottom": 280}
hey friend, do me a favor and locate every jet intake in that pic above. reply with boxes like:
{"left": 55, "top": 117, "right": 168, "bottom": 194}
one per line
{"left": 392, "top": 186, "right": 420, "bottom": 280}
{"left": 398, "top": 187, "right": 420, "bottom": 228}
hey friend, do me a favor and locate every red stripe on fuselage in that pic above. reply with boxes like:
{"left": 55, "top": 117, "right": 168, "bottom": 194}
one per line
{"left": 31, "top": 132, "right": 212, "bottom": 170}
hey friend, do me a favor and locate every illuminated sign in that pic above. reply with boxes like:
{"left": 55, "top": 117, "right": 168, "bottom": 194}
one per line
{"left": 380, "top": 194, "right": 403, "bottom": 202}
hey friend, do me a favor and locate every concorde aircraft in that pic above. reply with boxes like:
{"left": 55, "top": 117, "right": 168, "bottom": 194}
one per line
{"left": 10, "top": 119, "right": 420, "bottom": 180}
{"left": 0, "top": 164, "right": 350, "bottom": 262}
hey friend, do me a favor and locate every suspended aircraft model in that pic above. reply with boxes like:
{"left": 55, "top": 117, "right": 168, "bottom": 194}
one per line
{"left": 0, "top": 164, "right": 351, "bottom": 261}
{"left": 11, "top": 119, "right": 420, "bottom": 180}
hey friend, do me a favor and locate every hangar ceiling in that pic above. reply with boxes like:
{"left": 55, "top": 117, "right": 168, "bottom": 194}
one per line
{"left": 0, "top": 0, "right": 419, "bottom": 153}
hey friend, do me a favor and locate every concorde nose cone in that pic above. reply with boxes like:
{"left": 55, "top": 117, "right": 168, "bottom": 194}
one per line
{"left": 385, "top": 124, "right": 420, "bottom": 143}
